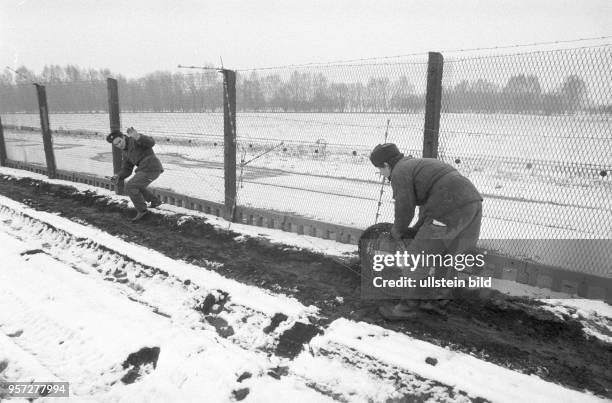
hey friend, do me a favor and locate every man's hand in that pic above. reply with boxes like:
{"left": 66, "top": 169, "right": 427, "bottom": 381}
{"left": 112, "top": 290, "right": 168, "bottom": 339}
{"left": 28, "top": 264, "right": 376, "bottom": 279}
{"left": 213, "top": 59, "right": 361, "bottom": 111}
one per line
{"left": 391, "top": 225, "right": 419, "bottom": 241}
{"left": 108, "top": 175, "right": 119, "bottom": 185}
{"left": 404, "top": 226, "right": 420, "bottom": 238}
{"left": 390, "top": 225, "right": 403, "bottom": 241}
{"left": 126, "top": 127, "right": 141, "bottom": 140}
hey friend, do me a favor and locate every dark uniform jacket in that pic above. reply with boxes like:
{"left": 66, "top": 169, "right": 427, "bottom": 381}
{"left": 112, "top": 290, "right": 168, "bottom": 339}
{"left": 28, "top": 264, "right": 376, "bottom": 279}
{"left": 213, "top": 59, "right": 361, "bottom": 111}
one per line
{"left": 390, "top": 158, "right": 482, "bottom": 235}
{"left": 117, "top": 135, "right": 164, "bottom": 180}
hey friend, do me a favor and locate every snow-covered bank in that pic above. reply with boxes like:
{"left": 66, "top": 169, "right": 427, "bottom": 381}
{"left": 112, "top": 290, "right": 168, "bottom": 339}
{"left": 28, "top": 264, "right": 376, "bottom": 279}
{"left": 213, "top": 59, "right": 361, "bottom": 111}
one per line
{"left": 0, "top": 183, "right": 610, "bottom": 401}
{"left": 0, "top": 231, "right": 330, "bottom": 402}
{"left": 294, "top": 319, "right": 607, "bottom": 403}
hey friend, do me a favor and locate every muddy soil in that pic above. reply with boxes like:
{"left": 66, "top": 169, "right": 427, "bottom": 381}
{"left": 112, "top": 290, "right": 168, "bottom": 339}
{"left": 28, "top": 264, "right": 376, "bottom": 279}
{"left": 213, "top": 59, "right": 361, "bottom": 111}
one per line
{"left": 0, "top": 175, "right": 610, "bottom": 398}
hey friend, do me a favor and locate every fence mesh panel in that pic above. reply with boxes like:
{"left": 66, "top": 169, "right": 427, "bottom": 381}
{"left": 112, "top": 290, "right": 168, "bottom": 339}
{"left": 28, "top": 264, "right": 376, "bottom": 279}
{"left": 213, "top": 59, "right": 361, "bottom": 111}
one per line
{"left": 43, "top": 80, "right": 111, "bottom": 175}
{"left": 234, "top": 57, "right": 429, "bottom": 228}
{"left": 0, "top": 45, "right": 610, "bottom": 276}
{"left": 439, "top": 45, "right": 612, "bottom": 275}
{"left": 116, "top": 71, "right": 226, "bottom": 204}
{"left": 0, "top": 84, "right": 47, "bottom": 167}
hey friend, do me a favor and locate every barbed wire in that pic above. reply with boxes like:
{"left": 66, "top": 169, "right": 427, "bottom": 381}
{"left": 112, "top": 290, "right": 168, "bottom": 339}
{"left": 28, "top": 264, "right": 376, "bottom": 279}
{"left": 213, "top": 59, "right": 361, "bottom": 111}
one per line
{"left": 444, "top": 43, "right": 612, "bottom": 64}
{"left": 238, "top": 60, "right": 430, "bottom": 72}
{"left": 148, "top": 129, "right": 223, "bottom": 139}
{"left": 439, "top": 128, "right": 612, "bottom": 141}
{"left": 236, "top": 36, "right": 612, "bottom": 71}
{"left": 438, "top": 153, "right": 611, "bottom": 171}
{"left": 2, "top": 37, "right": 610, "bottom": 88}
{"left": 237, "top": 42, "right": 612, "bottom": 72}
{"left": 0, "top": 80, "right": 111, "bottom": 88}
{"left": 236, "top": 113, "right": 424, "bottom": 130}
{"left": 237, "top": 137, "right": 373, "bottom": 149}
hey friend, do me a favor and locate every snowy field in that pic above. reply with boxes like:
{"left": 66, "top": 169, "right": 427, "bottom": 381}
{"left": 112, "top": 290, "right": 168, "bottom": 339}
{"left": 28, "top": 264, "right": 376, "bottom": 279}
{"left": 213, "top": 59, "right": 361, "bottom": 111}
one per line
{"left": 0, "top": 174, "right": 611, "bottom": 402}
{"left": 1, "top": 112, "right": 611, "bottom": 274}
{"left": 2, "top": 112, "right": 611, "bottom": 165}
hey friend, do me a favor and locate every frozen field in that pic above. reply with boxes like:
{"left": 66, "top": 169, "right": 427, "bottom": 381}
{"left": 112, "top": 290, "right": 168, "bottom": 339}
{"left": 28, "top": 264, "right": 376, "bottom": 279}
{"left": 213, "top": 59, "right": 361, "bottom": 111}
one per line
{"left": 2, "top": 112, "right": 611, "bottom": 165}
{"left": 1, "top": 112, "right": 611, "bottom": 274}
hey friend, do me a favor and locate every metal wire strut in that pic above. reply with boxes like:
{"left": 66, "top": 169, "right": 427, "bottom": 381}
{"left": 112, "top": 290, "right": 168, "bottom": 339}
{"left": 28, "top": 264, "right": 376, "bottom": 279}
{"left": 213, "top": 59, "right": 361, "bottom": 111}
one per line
{"left": 374, "top": 118, "right": 391, "bottom": 224}
{"left": 241, "top": 141, "right": 285, "bottom": 167}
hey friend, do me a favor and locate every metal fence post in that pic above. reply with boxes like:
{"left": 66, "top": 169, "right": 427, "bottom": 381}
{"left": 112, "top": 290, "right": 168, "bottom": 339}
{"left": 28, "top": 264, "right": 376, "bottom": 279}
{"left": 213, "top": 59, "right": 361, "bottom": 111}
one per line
{"left": 222, "top": 69, "right": 237, "bottom": 221}
{"left": 34, "top": 84, "right": 57, "bottom": 178}
{"left": 422, "top": 52, "right": 444, "bottom": 158}
{"left": 0, "top": 116, "right": 7, "bottom": 166}
{"left": 107, "top": 78, "right": 124, "bottom": 194}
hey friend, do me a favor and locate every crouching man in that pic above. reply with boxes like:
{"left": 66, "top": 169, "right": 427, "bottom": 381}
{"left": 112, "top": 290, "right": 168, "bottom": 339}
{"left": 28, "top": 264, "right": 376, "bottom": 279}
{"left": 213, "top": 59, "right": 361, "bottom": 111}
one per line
{"left": 369, "top": 143, "right": 483, "bottom": 320}
{"left": 106, "top": 127, "right": 164, "bottom": 221}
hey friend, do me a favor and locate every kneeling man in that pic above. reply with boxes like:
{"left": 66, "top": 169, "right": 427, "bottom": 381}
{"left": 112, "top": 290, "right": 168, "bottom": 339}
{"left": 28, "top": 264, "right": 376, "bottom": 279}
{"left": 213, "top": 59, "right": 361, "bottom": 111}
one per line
{"left": 369, "top": 143, "right": 483, "bottom": 319}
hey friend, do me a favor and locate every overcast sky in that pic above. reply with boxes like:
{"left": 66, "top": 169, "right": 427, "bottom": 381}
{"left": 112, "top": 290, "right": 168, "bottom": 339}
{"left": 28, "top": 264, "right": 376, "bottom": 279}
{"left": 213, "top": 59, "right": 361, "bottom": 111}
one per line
{"left": 1, "top": 0, "right": 610, "bottom": 78}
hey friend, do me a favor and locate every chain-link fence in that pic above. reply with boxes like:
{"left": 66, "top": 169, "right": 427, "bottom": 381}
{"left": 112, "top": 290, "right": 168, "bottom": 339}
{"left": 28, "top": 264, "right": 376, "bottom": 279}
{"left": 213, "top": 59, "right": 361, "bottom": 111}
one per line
{"left": 44, "top": 80, "right": 110, "bottom": 176}
{"left": 234, "top": 57, "right": 429, "bottom": 227}
{"left": 0, "top": 44, "right": 610, "bottom": 277}
{"left": 439, "top": 45, "right": 612, "bottom": 276}
{"left": 0, "top": 73, "right": 228, "bottom": 203}
{"left": 0, "top": 84, "right": 47, "bottom": 167}
{"left": 128, "top": 72, "right": 227, "bottom": 205}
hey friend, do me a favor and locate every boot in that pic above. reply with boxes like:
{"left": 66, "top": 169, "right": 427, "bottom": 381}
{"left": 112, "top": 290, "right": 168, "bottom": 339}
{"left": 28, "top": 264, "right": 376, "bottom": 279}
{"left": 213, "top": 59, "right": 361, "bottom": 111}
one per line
{"left": 378, "top": 300, "right": 421, "bottom": 320}
{"left": 149, "top": 197, "right": 162, "bottom": 209}
{"left": 418, "top": 300, "right": 450, "bottom": 316}
{"left": 131, "top": 209, "right": 149, "bottom": 222}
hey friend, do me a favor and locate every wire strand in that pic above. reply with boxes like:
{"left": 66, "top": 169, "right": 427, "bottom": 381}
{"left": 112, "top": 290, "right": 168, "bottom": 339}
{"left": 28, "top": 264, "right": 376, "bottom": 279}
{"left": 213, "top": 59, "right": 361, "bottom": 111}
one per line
{"left": 236, "top": 36, "right": 612, "bottom": 71}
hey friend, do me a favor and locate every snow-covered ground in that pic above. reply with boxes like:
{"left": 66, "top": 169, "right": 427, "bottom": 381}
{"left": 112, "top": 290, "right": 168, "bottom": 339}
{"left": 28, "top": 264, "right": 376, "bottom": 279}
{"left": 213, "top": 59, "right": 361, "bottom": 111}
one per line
{"left": 0, "top": 171, "right": 611, "bottom": 402}
{"left": 0, "top": 229, "right": 329, "bottom": 402}
{"left": 2, "top": 126, "right": 611, "bottom": 276}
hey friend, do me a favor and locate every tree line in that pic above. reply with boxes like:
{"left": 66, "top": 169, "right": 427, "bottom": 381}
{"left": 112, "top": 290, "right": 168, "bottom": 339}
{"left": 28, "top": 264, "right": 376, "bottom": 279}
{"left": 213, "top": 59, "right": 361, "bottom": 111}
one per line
{"left": 0, "top": 64, "right": 606, "bottom": 115}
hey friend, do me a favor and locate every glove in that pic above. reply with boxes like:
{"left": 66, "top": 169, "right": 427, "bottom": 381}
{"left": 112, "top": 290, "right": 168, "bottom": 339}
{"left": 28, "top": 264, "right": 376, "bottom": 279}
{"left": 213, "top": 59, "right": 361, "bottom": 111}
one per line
{"left": 390, "top": 225, "right": 403, "bottom": 241}
{"left": 403, "top": 226, "right": 420, "bottom": 239}
{"left": 126, "top": 127, "right": 141, "bottom": 140}
{"left": 109, "top": 175, "right": 119, "bottom": 185}
{"left": 391, "top": 225, "right": 419, "bottom": 241}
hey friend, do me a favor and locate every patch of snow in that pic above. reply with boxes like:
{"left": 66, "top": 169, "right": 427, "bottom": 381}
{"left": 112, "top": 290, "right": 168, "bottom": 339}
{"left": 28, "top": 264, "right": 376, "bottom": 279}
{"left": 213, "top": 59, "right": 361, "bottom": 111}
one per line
{"left": 300, "top": 319, "right": 608, "bottom": 403}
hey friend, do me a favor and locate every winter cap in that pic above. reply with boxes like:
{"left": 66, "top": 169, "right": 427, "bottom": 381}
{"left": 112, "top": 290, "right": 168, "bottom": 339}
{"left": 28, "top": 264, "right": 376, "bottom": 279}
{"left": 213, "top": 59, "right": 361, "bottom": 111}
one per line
{"left": 370, "top": 143, "right": 403, "bottom": 167}
{"left": 106, "top": 130, "right": 124, "bottom": 143}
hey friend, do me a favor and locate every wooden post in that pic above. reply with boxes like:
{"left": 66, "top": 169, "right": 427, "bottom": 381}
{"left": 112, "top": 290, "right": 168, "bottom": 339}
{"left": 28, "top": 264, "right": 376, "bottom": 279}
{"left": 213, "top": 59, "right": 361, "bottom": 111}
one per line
{"left": 422, "top": 52, "right": 444, "bottom": 159}
{"left": 107, "top": 78, "right": 124, "bottom": 194}
{"left": 222, "top": 69, "right": 237, "bottom": 221}
{"left": 34, "top": 84, "right": 57, "bottom": 178}
{"left": 0, "top": 116, "right": 7, "bottom": 166}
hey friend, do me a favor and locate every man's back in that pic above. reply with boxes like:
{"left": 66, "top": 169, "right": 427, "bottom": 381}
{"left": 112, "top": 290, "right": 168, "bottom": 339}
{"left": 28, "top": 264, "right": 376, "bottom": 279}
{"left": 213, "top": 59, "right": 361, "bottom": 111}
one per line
{"left": 122, "top": 136, "right": 163, "bottom": 173}
{"left": 391, "top": 157, "right": 482, "bottom": 221}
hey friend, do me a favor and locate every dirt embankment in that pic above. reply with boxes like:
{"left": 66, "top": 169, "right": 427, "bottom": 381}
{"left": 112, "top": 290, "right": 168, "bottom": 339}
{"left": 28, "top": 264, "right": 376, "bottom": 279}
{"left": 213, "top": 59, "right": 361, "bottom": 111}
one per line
{"left": 0, "top": 175, "right": 610, "bottom": 398}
